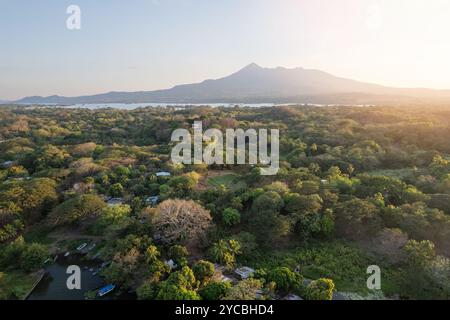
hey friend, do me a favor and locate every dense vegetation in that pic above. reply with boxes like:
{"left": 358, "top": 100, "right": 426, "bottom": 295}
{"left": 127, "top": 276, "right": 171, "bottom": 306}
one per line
{"left": 1, "top": 105, "right": 450, "bottom": 300}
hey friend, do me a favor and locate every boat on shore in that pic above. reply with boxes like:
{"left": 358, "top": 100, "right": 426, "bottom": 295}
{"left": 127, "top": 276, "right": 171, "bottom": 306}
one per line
{"left": 77, "top": 243, "right": 88, "bottom": 251}
{"left": 98, "top": 284, "right": 116, "bottom": 297}
{"left": 86, "top": 243, "right": 96, "bottom": 251}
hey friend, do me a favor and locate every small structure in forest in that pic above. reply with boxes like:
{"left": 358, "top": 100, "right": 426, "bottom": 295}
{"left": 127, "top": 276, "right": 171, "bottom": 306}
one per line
{"left": 165, "top": 259, "right": 177, "bottom": 270}
{"left": 145, "top": 196, "right": 160, "bottom": 206}
{"left": 235, "top": 266, "right": 255, "bottom": 280}
{"left": 156, "top": 171, "right": 171, "bottom": 177}
{"left": 1, "top": 161, "right": 14, "bottom": 168}
{"left": 283, "top": 294, "right": 303, "bottom": 301}
{"left": 107, "top": 198, "right": 124, "bottom": 206}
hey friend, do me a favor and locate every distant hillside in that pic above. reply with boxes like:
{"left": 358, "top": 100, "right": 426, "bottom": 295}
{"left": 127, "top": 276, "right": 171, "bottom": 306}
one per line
{"left": 14, "top": 64, "right": 450, "bottom": 105}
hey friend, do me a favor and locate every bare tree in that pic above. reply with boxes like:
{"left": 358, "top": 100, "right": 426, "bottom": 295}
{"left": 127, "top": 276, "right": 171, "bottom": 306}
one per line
{"left": 152, "top": 199, "right": 212, "bottom": 246}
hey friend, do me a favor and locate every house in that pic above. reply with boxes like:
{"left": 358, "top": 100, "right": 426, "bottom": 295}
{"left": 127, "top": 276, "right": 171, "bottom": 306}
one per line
{"left": 145, "top": 196, "right": 159, "bottom": 206}
{"left": 214, "top": 264, "right": 225, "bottom": 273}
{"left": 235, "top": 266, "right": 255, "bottom": 280}
{"left": 153, "top": 233, "right": 162, "bottom": 241}
{"left": 156, "top": 171, "right": 171, "bottom": 177}
{"left": 283, "top": 294, "right": 303, "bottom": 301}
{"left": 165, "top": 259, "right": 177, "bottom": 270}
{"left": 1, "top": 161, "right": 14, "bottom": 168}
{"left": 107, "top": 198, "right": 124, "bottom": 206}
{"left": 255, "top": 290, "right": 264, "bottom": 299}
{"left": 73, "top": 182, "right": 91, "bottom": 193}
{"left": 220, "top": 275, "right": 233, "bottom": 283}
{"left": 333, "top": 292, "right": 349, "bottom": 300}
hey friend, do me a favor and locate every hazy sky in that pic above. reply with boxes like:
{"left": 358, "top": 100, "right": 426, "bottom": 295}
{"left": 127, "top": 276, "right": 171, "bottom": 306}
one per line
{"left": 1, "top": 0, "right": 450, "bottom": 100}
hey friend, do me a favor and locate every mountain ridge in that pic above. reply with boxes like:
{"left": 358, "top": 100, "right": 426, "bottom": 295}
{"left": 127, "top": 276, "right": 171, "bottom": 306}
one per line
{"left": 12, "top": 64, "right": 450, "bottom": 105}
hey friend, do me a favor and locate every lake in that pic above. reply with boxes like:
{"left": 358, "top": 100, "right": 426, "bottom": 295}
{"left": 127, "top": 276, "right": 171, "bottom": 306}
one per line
{"left": 22, "top": 103, "right": 279, "bottom": 110}
{"left": 27, "top": 254, "right": 135, "bottom": 300}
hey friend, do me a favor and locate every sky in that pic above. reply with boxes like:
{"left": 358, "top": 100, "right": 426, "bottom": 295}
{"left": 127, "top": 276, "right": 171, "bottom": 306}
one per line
{"left": 1, "top": 0, "right": 450, "bottom": 100}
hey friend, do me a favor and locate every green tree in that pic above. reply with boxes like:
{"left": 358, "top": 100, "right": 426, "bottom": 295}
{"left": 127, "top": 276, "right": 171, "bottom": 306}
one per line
{"left": 168, "top": 245, "right": 189, "bottom": 267}
{"left": 300, "top": 180, "right": 320, "bottom": 195}
{"left": 199, "top": 281, "right": 231, "bottom": 300}
{"left": 285, "top": 193, "right": 323, "bottom": 215}
{"left": 193, "top": 260, "right": 215, "bottom": 285}
{"left": 266, "top": 267, "right": 304, "bottom": 293}
{"left": 227, "top": 232, "right": 258, "bottom": 259}
{"left": 20, "top": 243, "right": 49, "bottom": 272}
{"left": 145, "top": 245, "right": 160, "bottom": 264}
{"left": 400, "top": 240, "right": 446, "bottom": 299}
{"left": 49, "top": 194, "right": 106, "bottom": 226}
{"left": 168, "top": 175, "right": 197, "bottom": 198}
{"left": 109, "top": 183, "right": 124, "bottom": 197}
{"left": 136, "top": 280, "right": 159, "bottom": 300}
{"left": 98, "top": 204, "right": 132, "bottom": 229}
{"left": 252, "top": 191, "right": 284, "bottom": 214}
{"left": 156, "top": 266, "right": 200, "bottom": 300}
{"left": 101, "top": 262, "right": 131, "bottom": 287}
{"left": 209, "top": 239, "right": 241, "bottom": 270}
{"left": 223, "top": 279, "right": 264, "bottom": 300}
{"left": 404, "top": 240, "right": 436, "bottom": 268}
{"left": 251, "top": 191, "right": 290, "bottom": 243}
{"left": 334, "top": 198, "right": 382, "bottom": 240}
{"left": 222, "top": 208, "right": 241, "bottom": 226}
{"left": 156, "top": 284, "right": 201, "bottom": 300}
{"left": 305, "top": 278, "right": 335, "bottom": 300}
{"left": 0, "top": 178, "right": 58, "bottom": 225}
{"left": 24, "top": 145, "right": 70, "bottom": 172}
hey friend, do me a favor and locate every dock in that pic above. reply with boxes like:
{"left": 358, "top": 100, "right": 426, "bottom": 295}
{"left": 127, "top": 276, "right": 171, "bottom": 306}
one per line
{"left": 23, "top": 270, "right": 46, "bottom": 300}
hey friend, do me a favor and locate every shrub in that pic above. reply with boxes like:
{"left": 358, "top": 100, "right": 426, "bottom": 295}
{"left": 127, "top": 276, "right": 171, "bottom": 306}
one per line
{"left": 199, "top": 282, "right": 231, "bottom": 300}
{"left": 222, "top": 208, "right": 241, "bottom": 226}
{"left": 305, "top": 278, "right": 335, "bottom": 300}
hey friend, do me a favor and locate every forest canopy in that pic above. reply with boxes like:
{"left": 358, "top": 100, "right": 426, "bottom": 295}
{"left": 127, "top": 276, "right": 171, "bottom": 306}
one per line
{"left": 1, "top": 105, "right": 450, "bottom": 300}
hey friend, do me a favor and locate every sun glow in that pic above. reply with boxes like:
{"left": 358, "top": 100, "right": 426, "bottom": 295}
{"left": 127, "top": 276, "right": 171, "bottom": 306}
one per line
{"left": 276, "top": 0, "right": 450, "bottom": 89}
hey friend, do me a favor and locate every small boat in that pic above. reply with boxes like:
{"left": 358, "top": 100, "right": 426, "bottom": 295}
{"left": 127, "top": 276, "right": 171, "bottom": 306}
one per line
{"left": 89, "top": 268, "right": 94, "bottom": 272}
{"left": 98, "top": 284, "right": 116, "bottom": 297}
{"left": 77, "top": 243, "right": 88, "bottom": 251}
{"left": 64, "top": 252, "right": 70, "bottom": 257}
{"left": 86, "top": 244, "right": 96, "bottom": 251}
{"left": 91, "top": 253, "right": 101, "bottom": 260}
{"left": 54, "top": 255, "right": 59, "bottom": 262}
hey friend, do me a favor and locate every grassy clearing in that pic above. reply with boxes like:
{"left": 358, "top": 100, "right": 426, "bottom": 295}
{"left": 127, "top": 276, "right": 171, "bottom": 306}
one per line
{"left": 243, "top": 241, "right": 401, "bottom": 296}
{"left": 208, "top": 174, "right": 238, "bottom": 188}
{"left": 366, "top": 168, "right": 416, "bottom": 180}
